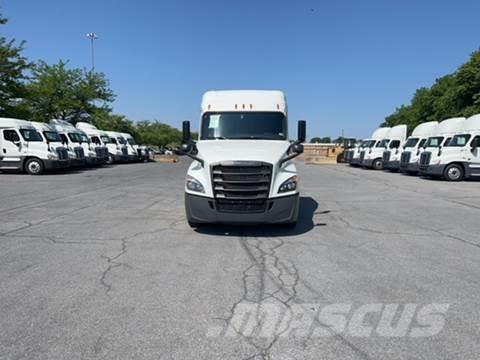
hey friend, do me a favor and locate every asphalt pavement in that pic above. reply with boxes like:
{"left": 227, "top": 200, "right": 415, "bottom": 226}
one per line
{"left": 1, "top": 160, "right": 480, "bottom": 360}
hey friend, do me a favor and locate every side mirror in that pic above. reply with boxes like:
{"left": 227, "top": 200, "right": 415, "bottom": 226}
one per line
{"left": 292, "top": 143, "right": 304, "bottom": 154}
{"left": 182, "top": 120, "right": 191, "bottom": 144}
{"left": 297, "top": 120, "right": 306, "bottom": 143}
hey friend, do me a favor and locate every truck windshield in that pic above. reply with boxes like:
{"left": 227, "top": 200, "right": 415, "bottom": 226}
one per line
{"left": 127, "top": 138, "right": 137, "bottom": 145}
{"left": 68, "top": 133, "right": 82, "bottom": 143}
{"left": 426, "top": 137, "right": 443, "bottom": 148}
{"left": 117, "top": 137, "right": 126, "bottom": 145}
{"left": 79, "top": 134, "right": 89, "bottom": 143}
{"left": 363, "top": 140, "right": 376, "bottom": 148}
{"left": 100, "top": 136, "right": 111, "bottom": 144}
{"left": 447, "top": 134, "right": 471, "bottom": 147}
{"left": 376, "top": 139, "right": 390, "bottom": 148}
{"left": 43, "top": 131, "right": 62, "bottom": 142}
{"left": 404, "top": 138, "right": 419, "bottom": 148}
{"left": 201, "top": 112, "right": 287, "bottom": 140}
{"left": 20, "top": 129, "right": 43, "bottom": 142}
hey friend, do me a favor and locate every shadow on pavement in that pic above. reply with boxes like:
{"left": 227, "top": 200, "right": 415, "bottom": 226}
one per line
{"left": 194, "top": 196, "right": 319, "bottom": 237}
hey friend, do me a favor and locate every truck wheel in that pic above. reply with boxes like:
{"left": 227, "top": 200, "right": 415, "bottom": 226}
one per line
{"left": 444, "top": 164, "right": 464, "bottom": 181}
{"left": 372, "top": 159, "right": 383, "bottom": 170}
{"left": 106, "top": 155, "right": 114, "bottom": 165}
{"left": 25, "top": 158, "right": 44, "bottom": 175}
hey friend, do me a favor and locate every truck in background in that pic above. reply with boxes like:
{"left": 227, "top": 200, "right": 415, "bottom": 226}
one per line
{"left": 0, "top": 118, "right": 69, "bottom": 175}
{"left": 349, "top": 128, "right": 389, "bottom": 167}
{"left": 399, "top": 121, "right": 439, "bottom": 174}
{"left": 418, "top": 117, "right": 465, "bottom": 179}
{"left": 76, "top": 122, "right": 110, "bottom": 164}
{"left": 50, "top": 119, "right": 102, "bottom": 166}
{"left": 359, "top": 127, "right": 391, "bottom": 169}
{"left": 181, "top": 90, "right": 306, "bottom": 227}
{"left": 420, "top": 115, "right": 480, "bottom": 181}
{"left": 381, "top": 125, "right": 408, "bottom": 171}
{"left": 105, "top": 131, "right": 130, "bottom": 163}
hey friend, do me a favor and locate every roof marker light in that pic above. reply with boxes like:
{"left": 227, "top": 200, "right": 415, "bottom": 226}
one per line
{"left": 250, "top": 104, "right": 253, "bottom": 109}
{"left": 242, "top": 104, "right": 245, "bottom": 109}
{"left": 235, "top": 104, "right": 238, "bottom": 110}
{"left": 276, "top": 104, "right": 280, "bottom": 110}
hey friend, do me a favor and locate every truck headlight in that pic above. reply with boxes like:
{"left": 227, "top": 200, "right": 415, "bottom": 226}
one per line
{"left": 278, "top": 176, "right": 298, "bottom": 193}
{"left": 186, "top": 175, "right": 205, "bottom": 193}
{"left": 47, "top": 154, "right": 58, "bottom": 160}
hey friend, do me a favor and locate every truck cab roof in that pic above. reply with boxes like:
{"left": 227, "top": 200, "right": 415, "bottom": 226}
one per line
{"left": 371, "top": 127, "right": 391, "bottom": 140}
{"left": 201, "top": 90, "right": 287, "bottom": 115}
{"left": 0, "top": 117, "right": 36, "bottom": 130}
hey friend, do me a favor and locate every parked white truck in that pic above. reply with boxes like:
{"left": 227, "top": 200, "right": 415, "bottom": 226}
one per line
{"left": 419, "top": 115, "right": 480, "bottom": 181}
{"left": 359, "top": 127, "right": 391, "bottom": 169}
{"left": 105, "top": 131, "right": 130, "bottom": 163}
{"left": 349, "top": 127, "right": 388, "bottom": 166}
{"left": 50, "top": 119, "right": 101, "bottom": 165}
{"left": 181, "top": 90, "right": 306, "bottom": 227}
{"left": 381, "top": 124, "right": 408, "bottom": 171}
{"left": 121, "top": 132, "right": 149, "bottom": 162}
{"left": 76, "top": 122, "right": 110, "bottom": 164}
{"left": 0, "top": 118, "right": 69, "bottom": 174}
{"left": 399, "top": 121, "right": 439, "bottom": 174}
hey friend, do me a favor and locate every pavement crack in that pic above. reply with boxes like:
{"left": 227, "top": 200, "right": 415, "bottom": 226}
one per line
{"left": 99, "top": 237, "right": 130, "bottom": 295}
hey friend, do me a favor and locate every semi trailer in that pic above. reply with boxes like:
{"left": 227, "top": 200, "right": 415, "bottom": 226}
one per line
{"left": 181, "top": 90, "right": 306, "bottom": 227}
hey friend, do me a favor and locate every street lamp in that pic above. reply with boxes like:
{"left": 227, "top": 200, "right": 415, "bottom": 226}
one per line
{"left": 86, "top": 32, "right": 98, "bottom": 71}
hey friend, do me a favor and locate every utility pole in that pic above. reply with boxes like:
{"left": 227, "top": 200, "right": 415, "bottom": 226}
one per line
{"left": 86, "top": 32, "right": 98, "bottom": 71}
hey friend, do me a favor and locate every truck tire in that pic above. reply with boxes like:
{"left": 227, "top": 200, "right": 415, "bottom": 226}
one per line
{"left": 443, "top": 164, "right": 464, "bottom": 181}
{"left": 372, "top": 158, "right": 383, "bottom": 170}
{"left": 24, "top": 158, "right": 44, "bottom": 175}
{"left": 106, "top": 155, "right": 114, "bottom": 165}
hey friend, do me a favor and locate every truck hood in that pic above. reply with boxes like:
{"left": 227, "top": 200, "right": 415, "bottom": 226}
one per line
{"left": 196, "top": 140, "right": 291, "bottom": 165}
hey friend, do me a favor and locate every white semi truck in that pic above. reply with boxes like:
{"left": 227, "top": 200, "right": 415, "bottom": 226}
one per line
{"left": 418, "top": 117, "right": 465, "bottom": 179}
{"left": 121, "top": 132, "right": 149, "bottom": 162}
{"left": 359, "top": 127, "right": 391, "bottom": 169}
{"left": 419, "top": 115, "right": 480, "bottom": 181}
{"left": 50, "top": 119, "right": 101, "bottom": 165}
{"left": 381, "top": 124, "right": 408, "bottom": 171}
{"left": 105, "top": 131, "right": 130, "bottom": 163}
{"left": 399, "top": 121, "right": 439, "bottom": 174}
{"left": 0, "top": 118, "right": 69, "bottom": 174}
{"left": 75, "top": 122, "right": 110, "bottom": 164}
{"left": 349, "top": 127, "right": 388, "bottom": 166}
{"left": 181, "top": 90, "right": 306, "bottom": 227}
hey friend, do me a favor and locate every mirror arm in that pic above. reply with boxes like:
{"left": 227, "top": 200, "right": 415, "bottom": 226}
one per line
{"left": 279, "top": 141, "right": 303, "bottom": 166}
{"left": 180, "top": 151, "right": 204, "bottom": 167}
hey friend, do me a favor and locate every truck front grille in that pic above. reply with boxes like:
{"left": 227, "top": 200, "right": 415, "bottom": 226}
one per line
{"left": 122, "top": 147, "right": 128, "bottom": 156}
{"left": 383, "top": 151, "right": 391, "bottom": 163}
{"left": 95, "top": 147, "right": 106, "bottom": 158}
{"left": 359, "top": 151, "right": 366, "bottom": 163}
{"left": 344, "top": 150, "right": 353, "bottom": 162}
{"left": 56, "top": 147, "right": 68, "bottom": 160}
{"left": 400, "top": 151, "right": 411, "bottom": 168}
{"left": 74, "top": 147, "right": 85, "bottom": 160}
{"left": 211, "top": 161, "right": 272, "bottom": 213}
{"left": 419, "top": 152, "right": 431, "bottom": 168}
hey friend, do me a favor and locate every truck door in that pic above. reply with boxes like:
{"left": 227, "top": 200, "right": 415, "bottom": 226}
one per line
{"left": 469, "top": 135, "right": 480, "bottom": 176}
{"left": 0, "top": 129, "right": 23, "bottom": 170}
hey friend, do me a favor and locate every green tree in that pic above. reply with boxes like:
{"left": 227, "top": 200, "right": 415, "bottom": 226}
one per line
{"left": 310, "top": 136, "right": 331, "bottom": 143}
{"left": 135, "top": 120, "right": 183, "bottom": 147}
{"left": 24, "top": 60, "right": 115, "bottom": 123}
{"left": 0, "top": 13, "right": 31, "bottom": 118}
{"left": 383, "top": 49, "right": 480, "bottom": 129}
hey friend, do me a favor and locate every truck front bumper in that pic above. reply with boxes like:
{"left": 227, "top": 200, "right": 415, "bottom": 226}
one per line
{"left": 419, "top": 164, "right": 445, "bottom": 177}
{"left": 400, "top": 162, "right": 419, "bottom": 173}
{"left": 185, "top": 193, "right": 299, "bottom": 225}
{"left": 44, "top": 159, "right": 70, "bottom": 170}
{"left": 384, "top": 160, "right": 400, "bottom": 171}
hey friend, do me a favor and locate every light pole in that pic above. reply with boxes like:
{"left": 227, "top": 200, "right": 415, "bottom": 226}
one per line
{"left": 86, "top": 32, "right": 98, "bottom": 71}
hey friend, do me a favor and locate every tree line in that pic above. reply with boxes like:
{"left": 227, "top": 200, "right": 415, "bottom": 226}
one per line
{"left": 382, "top": 50, "right": 480, "bottom": 131}
{"left": 0, "top": 12, "right": 184, "bottom": 148}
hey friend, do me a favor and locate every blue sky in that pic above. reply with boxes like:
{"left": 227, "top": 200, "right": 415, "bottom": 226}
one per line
{"left": 2, "top": 0, "right": 480, "bottom": 138}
